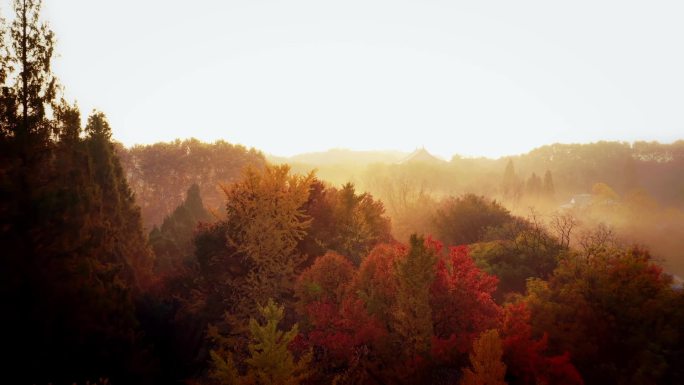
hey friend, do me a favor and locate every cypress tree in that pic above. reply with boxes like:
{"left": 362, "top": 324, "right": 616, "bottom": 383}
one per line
{"left": 0, "top": 3, "right": 155, "bottom": 382}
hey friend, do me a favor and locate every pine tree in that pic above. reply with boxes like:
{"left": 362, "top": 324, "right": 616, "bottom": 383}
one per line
{"left": 210, "top": 299, "right": 312, "bottom": 385}
{"left": 460, "top": 329, "right": 507, "bottom": 385}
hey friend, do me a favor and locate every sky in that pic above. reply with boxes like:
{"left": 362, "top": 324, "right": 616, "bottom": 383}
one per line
{"left": 29, "top": 0, "right": 684, "bottom": 158}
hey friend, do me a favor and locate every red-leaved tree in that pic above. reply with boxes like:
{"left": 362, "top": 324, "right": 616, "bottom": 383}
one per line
{"left": 502, "top": 302, "right": 583, "bottom": 385}
{"left": 430, "top": 245, "right": 502, "bottom": 365}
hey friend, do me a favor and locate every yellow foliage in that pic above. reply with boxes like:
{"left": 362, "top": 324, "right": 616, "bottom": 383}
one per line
{"left": 222, "top": 164, "right": 314, "bottom": 311}
{"left": 460, "top": 329, "right": 507, "bottom": 385}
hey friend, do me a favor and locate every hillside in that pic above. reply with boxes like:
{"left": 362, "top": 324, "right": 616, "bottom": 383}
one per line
{"left": 267, "top": 148, "right": 409, "bottom": 166}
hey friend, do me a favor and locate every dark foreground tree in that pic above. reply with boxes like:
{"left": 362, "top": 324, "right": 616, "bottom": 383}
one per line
{"left": 0, "top": 2, "right": 155, "bottom": 383}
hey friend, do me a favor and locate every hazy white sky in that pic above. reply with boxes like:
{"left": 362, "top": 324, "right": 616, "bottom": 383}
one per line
{"left": 32, "top": 0, "right": 684, "bottom": 158}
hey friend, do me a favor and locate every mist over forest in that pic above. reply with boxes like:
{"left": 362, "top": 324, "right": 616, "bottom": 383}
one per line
{"left": 2, "top": 1, "right": 684, "bottom": 385}
{"left": 119, "top": 140, "right": 684, "bottom": 277}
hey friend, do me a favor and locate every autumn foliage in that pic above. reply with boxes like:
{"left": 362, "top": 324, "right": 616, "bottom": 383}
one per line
{"left": 3, "top": 2, "right": 684, "bottom": 385}
{"left": 289, "top": 236, "right": 517, "bottom": 383}
{"left": 501, "top": 302, "right": 583, "bottom": 385}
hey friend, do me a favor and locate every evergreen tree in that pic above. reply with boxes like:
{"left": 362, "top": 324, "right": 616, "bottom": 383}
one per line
{"left": 543, "top": 170, "right": 555, "bottom": 199}
{"left": 6, "top": 0, "right": 56, "bottom": 145}
{"left": 85, "top": 111, "right": 154, "bottom": 285}
{"left": 525, "top": 173, "right": 542, "bottom": 199}
{"left": 210, "top": 299, "right": 312, "bottom": 385}
{"left": 393, "top": 235, "right": 437, "bottom": 361}
{"left": 150, "top": 183, "right": 211, "bottom": 273}
{"left": 298, "top": 180, "right": 392, "bottom": 266}
{"left": 0, "top": 3, "right": 155, "bottom": 380}
{"left": 501, "top": 159, "right": 516, "bottom": 198}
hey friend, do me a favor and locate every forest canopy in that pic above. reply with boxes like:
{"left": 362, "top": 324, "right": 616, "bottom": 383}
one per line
{"left": 1, "top": 1, "right": 683, "bottom": 385}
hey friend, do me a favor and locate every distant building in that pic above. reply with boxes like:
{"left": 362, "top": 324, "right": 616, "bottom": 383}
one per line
{"left": 398, "top": 148, "right": 446, "bottom": 165}
{"left": 559, "top": 193, "right": 593, "bottom": 210}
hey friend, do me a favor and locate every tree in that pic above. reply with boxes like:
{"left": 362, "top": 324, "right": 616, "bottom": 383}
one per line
{"left": 223, "top": 164, "right": 314, "bottom": 310}
{"left": 150, "top": 183, "right": 211, "bottom": 273}
{"left": 4, "top": 0, "right": 56, "bottom": 145}
{"left": 0, "top": 4, "right": 155, "bottom": 382}
{"left": 460, "top": 329, "right": 507, "bottom": 385}
{"left": 525, "top": 246, "right": 684, "bottom": 385}
{"left": 353, "top": 242, "right": 406, "bottom": 327}
{"left": 0, "top": 0, "right": 58, "bottom": 320}
{"left": 549, "top": 211, "right": 578, "bottom": 249}
{"left": 430, "top": 245, "right": 501, "bottom": 362}
{"left": 295, "top": 251, "right": 356, "bottom": 307}
{"left": 434, "top": 194, "right": 514, "bottom": 246}
{"left": 543, "top": 170, "right": 555, "bottom": 199}
{"left": 198, "top": 165, "right": 314, "bottom": 366}
{"left": 591, "top": 182, "right": 620, "bottom": 202}
{"left": 501, "top": 302, "right": 582, "bottom": 385}
{"left": 85, "top": 111, "right": 154, "bottom": 285}
{"left": 294, "top": 252, "right": 386, "bottom": 376}
{"left": 501, "top": 159, "right": 516, "bottom": 199}
{"left": 393, "top": 235, "right": 438, "bottom": 361}
{"left": 298, "top": 180, "right": 392, "bottom": 266}
{"left": 525, "top": 173, "right": 542, "bottom": 199}
{"left": 118, "top": 139, "right": 266, "bottom": 227}
{"left": 210, "top": 299, "right": 312, "bottom": 385}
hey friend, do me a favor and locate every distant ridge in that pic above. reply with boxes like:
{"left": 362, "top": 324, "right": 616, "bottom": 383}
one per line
{"left": 397, "top": 148, "right": 446, "bottom": 165}
{"left": 267, "top": 148, "right": 409, "bottom": 166}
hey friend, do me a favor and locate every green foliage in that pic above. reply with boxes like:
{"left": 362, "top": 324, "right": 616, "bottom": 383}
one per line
{"left": 469, "top": 212, "right": 563, "bottom": 300}
{"left": 210, "top": 350, "right": 241, "bottom": 385}
{"left": 210, "top": 299, "right": 312, "bottom": 385}
{"left": 196, "top": 165, "right": 315, "bottom": 366}
{"left": 434, "top": 194, "right": 514, "bottom": 246}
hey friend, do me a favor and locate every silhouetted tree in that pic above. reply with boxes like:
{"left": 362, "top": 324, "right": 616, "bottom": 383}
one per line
{"left": 501, "top": 159, "right": 516, "bottom": 199}
{"left": 543, "top": 170, "right": 555, "bottom": 200}
{"left": 150, "top": 183, "right": 211, "bottom": 273}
